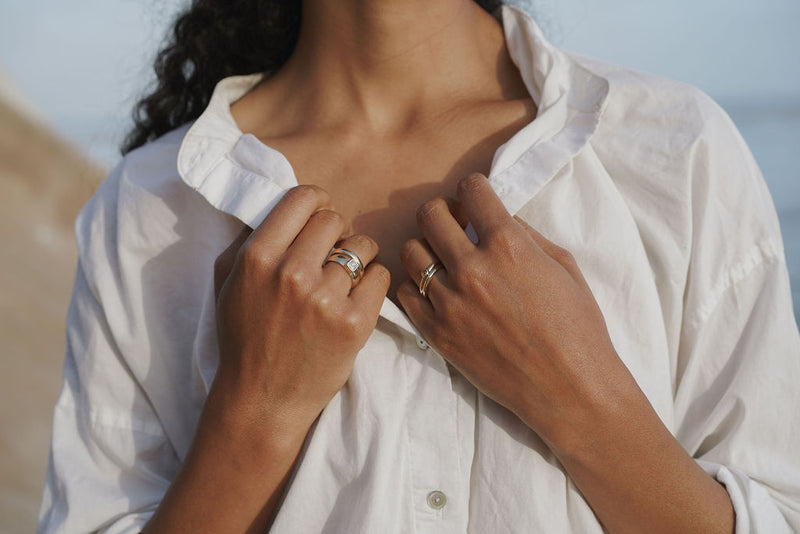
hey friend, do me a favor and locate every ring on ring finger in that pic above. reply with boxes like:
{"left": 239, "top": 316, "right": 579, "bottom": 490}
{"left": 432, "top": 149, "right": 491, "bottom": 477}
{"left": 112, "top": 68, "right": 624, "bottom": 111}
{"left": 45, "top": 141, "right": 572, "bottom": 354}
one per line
{"left": 325, "top": 248, "right": 365, "bottom": 288}
{"left": 419, "top": 261, "right": 444, "bottom": 299}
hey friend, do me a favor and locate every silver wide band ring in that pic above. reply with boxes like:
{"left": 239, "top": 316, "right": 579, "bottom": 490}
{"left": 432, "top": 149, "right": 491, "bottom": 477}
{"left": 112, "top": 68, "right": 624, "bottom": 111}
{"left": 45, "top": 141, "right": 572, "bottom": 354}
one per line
{"left": 325, "top": 248, "right": 365, "bottom": 287}
{"left": 418, "top": 261, "right": 444, "bottom": 299}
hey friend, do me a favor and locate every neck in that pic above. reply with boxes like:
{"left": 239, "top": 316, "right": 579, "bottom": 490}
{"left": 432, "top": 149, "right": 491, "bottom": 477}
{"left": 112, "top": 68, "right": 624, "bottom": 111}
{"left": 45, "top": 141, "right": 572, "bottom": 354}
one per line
{"left": 263, "top": 0, "right": 515, "bottom": 135}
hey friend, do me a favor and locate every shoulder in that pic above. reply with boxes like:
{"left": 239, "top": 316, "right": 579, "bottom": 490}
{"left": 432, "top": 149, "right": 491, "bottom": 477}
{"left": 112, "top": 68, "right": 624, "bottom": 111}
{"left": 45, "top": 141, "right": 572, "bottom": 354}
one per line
{"left": 569, "top": 53, "right": 784, "bottom": 322}
{"left": 76, "top": 124, "right": 188, "bottom": 243}
{"left": 570, "top": 52, "right": 779, "bottom": 238}
{"left": 75, "top": 123, "right": 238, "bottom": 297}
{"left": 566, "top": 53, "right": 773, "bottom": 234}
{"left": 569, "top": 52, "right": 738, "bottom": 164}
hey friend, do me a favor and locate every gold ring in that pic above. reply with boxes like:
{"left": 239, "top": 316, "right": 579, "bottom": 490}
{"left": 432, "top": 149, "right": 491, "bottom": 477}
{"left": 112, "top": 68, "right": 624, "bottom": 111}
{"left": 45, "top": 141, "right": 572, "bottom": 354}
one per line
{"left": 418, "top": 261, "right": 444, "bottom": 298}
{"left": 325, "top": 248, "right": 365, "bottom": 287}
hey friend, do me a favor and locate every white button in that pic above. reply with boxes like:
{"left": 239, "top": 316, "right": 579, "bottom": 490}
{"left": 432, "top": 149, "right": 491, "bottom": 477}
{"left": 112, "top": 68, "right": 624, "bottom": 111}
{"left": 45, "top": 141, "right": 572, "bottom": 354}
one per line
{"left": 416, "top": 336, "right": 430, "bottom": 350}
{"left": 427, "top": 490, "right": 447, "bottom": 510}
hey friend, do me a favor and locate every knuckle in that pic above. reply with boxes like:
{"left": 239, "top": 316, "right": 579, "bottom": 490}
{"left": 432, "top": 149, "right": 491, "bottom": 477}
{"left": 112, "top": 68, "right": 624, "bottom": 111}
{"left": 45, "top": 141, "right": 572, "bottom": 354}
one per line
{"left": 276, "top": 261, "right": 311, "bottom": 292}
{"left": 340, "top": 310, "right": 365, "bottom": 337}
{"left": 398, "top": 240, "right": 416, "bottom": 263}
{"left": 285, "top": 184, "right": 330, "bottom": 206}
{"left": 458, "top": 173, "right": 485, "bottom": 195}
{"left": 308, "top": 289, "right": 334, "bottom": 313}
{"left": 371, "top": 264, "right": 391, "bottom": 285}
{"left": 312, "top": 208, "right": 344, "bottom": 228}
{"left": 489, "top": 224, "right": 521, "bottom": 252}
{"left": 450, "top": 257, "right": 479, "bottom": 287}
{"left": 416, "top": 197, "right": 447, "bottom": 225}
{"left": 239, "top": 241, "right": 272, "bottom": 271}
{"left": 449, "top": 258, "right": 490, "bottom": 300}
{"left": 348, "top": 233, "right": 377, "bottom": 253}
{"left": 456, "top": 272, "right": 485, "bottom": 296}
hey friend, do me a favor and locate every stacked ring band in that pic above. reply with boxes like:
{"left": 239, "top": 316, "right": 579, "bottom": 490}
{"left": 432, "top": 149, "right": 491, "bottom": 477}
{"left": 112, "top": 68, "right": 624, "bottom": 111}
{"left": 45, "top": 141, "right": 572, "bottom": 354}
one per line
{"left": 418, "top": 261, "right": 444, "bottom": 298}
{"left": 325, "top": 248, "right": 365, "bottom": 287}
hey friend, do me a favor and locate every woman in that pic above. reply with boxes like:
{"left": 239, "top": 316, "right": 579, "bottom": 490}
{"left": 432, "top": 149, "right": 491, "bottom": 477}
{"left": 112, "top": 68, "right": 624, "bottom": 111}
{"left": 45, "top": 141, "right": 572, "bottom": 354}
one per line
{"left": 38, "top": 0, "right": 800, "bottom": 532}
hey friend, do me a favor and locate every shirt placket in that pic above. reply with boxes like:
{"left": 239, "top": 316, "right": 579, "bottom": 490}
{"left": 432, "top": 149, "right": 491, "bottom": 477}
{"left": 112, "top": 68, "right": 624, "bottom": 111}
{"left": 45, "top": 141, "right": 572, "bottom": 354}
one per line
{"left": 193, "top": 134, "right": 470, "bottom": 530}
{"left": 378, "top": 300, "right": 468, "bottom": 534}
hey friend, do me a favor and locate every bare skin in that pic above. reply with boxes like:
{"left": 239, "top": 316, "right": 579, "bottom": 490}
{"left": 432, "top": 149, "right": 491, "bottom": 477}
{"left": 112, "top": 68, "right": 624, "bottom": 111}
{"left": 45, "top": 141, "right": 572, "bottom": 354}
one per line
{"left": 144, "top": 0, "right": 735, "bottom": 532}
{"left": 231, "top": 0, "right": 535, "bottom": 301}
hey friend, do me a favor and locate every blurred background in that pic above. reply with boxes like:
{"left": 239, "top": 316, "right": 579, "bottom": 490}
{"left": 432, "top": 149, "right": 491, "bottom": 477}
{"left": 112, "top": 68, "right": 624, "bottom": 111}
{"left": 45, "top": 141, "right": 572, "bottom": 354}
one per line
{"left": 1, "top": 0, "right": 798, "bottom": 530}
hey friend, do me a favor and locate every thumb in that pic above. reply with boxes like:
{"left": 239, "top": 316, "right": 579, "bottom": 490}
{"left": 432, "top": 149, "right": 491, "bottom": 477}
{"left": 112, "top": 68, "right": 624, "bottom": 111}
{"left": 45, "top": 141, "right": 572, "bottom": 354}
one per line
{"left": 214, "top": 227, "right": 252, "bottom": 301}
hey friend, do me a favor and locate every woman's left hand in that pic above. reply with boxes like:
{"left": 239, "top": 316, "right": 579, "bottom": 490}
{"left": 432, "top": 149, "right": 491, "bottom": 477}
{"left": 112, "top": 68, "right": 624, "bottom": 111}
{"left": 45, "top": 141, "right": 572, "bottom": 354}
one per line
{"left": 397, "top": 173, "right": 643, "bottom": 455}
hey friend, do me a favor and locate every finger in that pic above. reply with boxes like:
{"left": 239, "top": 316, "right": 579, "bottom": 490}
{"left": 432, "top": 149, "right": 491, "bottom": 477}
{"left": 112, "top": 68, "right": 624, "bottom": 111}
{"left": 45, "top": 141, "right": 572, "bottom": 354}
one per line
{"left": 323, "top": 233, "right": 380, "bottom": 295}
{"left": 513, "top": 215, "right": 591, "bottom": 290}
{"left": 286, "top": 209, "right": 347, "bottom": 267}
{"left": 348, "top": 263, "right": 391, "bottom": 318}
{"left": 456, "top": 173, "right": 513, "bottom": 241}
{"left": 214, "top": 227, "right": 252, "bottom": 301}
{"left": 416, "top": 197, "right": 473, "bottom": 267}
{"left": 399, "top": 238, "right": 451, "bottom": 308}
{"left": 396, "top": 280, "right": 437, "bottom": 339}
{"left": 248, "top": 185, "right": 333, "bottom": 257}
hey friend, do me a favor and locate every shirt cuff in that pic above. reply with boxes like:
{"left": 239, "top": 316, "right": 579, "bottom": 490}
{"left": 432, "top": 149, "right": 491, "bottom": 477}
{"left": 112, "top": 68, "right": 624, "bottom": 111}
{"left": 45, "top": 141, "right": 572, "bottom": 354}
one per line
{"left": 697, "top": 459, "right": 792, "bottom": 533}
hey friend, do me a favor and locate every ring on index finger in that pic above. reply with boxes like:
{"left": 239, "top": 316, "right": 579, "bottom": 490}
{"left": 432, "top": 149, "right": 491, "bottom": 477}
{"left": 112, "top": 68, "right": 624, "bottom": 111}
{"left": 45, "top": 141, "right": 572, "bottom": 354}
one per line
{"left": 325, "top": 248, "right": 365, "bottom": 288}
{"left": 418, "top": 261, "right": 444, "bottom": 299}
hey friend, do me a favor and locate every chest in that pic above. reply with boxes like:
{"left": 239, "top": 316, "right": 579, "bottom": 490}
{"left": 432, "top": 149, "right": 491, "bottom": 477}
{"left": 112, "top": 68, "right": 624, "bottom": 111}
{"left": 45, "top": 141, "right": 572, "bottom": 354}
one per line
{"left": 275, "top": 142, "right": 487, "bottom": 302}
{"left": 261, "top": 104, "right": 535, "bottom": 298}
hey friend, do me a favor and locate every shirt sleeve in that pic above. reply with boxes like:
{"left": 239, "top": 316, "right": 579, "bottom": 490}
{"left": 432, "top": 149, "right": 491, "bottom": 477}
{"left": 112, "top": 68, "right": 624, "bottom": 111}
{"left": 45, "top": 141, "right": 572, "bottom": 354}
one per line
{"left": 37, "top": 169, "right": 180, "bottom": 534}
{"left": 672, "top": 94, "right": 800, "bottom": 532}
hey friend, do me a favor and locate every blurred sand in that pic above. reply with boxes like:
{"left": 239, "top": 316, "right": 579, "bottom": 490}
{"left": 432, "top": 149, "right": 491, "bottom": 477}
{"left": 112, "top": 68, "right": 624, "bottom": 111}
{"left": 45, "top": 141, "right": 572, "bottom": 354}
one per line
{"left": 0, "top": 91, "right": 104, "bottom": 532}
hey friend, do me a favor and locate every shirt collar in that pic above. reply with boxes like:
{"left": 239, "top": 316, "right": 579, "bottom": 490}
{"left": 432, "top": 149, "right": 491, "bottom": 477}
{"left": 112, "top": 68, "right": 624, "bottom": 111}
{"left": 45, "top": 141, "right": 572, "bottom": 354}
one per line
{"left": 177, "top": 3, "right": 609, "bottom": 226}
{"left": 175, "top": 3, "right": 609, "bottom": 339}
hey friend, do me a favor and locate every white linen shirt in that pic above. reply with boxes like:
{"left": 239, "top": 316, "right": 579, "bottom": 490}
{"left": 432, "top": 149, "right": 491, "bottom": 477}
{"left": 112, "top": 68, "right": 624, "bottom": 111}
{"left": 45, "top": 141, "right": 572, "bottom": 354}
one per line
{"left": 38, "top": 4, "right": 800, "bottom": 533}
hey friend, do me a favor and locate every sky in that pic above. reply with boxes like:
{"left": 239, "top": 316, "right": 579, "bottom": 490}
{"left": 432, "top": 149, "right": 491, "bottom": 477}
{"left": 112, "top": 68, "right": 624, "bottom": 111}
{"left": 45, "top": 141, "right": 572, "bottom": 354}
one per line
{"left": 0, "top": 0, "right": 185, "bottom": 164}
{"left": 544, "top": 0, "right": 800, "bottom": 100}
{"left": 0, "top": 0, "right": 798, "bottom": 167}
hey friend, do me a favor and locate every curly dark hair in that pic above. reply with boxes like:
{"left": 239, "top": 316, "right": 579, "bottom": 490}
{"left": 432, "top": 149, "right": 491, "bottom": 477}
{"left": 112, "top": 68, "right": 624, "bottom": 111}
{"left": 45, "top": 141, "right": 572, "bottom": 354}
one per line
{"left": 122, "top": 0, "right": 506, "bottom": 154}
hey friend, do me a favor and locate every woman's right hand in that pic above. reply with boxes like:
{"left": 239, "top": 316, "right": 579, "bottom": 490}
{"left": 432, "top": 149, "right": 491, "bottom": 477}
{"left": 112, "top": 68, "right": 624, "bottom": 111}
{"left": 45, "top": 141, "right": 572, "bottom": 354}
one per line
{"left": 143, "top": 185, "right": 389, "bottom": 534}
{"left": 213, "top": 184, "right": 390, "bottom": 438}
